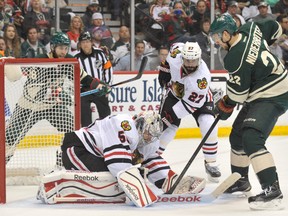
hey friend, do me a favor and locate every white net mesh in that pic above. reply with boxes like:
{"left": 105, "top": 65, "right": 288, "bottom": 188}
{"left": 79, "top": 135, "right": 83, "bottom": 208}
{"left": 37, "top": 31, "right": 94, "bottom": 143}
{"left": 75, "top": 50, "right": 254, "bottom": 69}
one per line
{"left": 4, "top": 61, "right": 78, "bottom": 185}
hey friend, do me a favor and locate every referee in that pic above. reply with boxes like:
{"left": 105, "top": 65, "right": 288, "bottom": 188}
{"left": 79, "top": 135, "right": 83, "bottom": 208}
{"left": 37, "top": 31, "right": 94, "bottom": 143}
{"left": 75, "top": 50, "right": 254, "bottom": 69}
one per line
{"left": 75, "top": 31, "right": 113, "bottom": 126}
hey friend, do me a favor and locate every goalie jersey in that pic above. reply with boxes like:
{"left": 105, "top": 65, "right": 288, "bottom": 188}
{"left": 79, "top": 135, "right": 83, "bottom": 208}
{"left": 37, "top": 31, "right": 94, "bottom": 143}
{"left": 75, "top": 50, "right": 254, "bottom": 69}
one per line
{"left": 223, "top": 20, "right": 288, "bottom": 103}
{"left": 71, "top": 114, "right": 170, "bottom": 185}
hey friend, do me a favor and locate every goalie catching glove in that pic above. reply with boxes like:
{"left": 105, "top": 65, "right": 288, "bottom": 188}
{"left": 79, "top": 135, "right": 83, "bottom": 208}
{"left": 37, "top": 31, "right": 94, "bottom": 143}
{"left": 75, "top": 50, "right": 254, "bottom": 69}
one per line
{"left": 162, "top": 170, "right": 206, "bottom": 194}
{"left": 214, "top": 95, "right": 236, "bottom": 120}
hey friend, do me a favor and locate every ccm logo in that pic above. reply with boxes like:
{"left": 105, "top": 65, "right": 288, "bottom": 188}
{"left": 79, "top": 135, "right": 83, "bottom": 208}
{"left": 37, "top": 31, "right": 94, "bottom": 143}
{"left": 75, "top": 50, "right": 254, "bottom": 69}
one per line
{"left": 157, "top": 195, "right": 201, "bottom": 202}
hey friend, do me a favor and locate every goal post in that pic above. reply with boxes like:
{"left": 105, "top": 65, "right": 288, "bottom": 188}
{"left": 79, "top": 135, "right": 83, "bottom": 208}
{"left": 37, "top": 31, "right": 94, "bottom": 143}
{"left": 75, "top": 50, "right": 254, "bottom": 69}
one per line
{"left": 0, "top": 58, "right": 81, "bottom": 204}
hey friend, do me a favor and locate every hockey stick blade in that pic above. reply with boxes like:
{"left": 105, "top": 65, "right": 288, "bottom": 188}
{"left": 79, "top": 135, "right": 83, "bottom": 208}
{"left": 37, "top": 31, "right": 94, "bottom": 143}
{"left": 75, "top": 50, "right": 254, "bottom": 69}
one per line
{"left": 80, "top": 56, "right": 148, "bottom": 97}
{"left": 157, "top": 172, "right": 241, "bottom": 204}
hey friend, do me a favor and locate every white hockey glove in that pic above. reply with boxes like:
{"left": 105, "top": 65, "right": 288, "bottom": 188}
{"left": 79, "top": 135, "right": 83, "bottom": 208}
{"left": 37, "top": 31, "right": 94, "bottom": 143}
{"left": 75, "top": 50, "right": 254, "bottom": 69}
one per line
{"left": 162, "top": 170, "right": 206, "bottom": 194}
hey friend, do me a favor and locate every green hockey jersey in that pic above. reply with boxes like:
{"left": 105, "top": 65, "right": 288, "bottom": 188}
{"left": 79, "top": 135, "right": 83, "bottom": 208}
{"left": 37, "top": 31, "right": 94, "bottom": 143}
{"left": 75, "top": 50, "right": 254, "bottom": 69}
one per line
{"left": 224, "top": 20, "right": 288, "bottom": 103}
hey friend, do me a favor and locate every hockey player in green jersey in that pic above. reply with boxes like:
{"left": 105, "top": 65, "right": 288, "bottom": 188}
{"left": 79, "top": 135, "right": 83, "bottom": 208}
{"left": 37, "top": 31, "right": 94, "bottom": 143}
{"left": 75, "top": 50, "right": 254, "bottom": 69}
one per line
{"left": 210, "top": 14, "right": 288, "bottom": 210}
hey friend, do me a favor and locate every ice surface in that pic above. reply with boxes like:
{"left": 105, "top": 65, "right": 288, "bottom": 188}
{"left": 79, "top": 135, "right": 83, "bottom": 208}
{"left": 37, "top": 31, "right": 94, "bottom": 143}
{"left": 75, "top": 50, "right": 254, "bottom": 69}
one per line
{"left": 1, "top": 136, "right": 288, "bottom": 216}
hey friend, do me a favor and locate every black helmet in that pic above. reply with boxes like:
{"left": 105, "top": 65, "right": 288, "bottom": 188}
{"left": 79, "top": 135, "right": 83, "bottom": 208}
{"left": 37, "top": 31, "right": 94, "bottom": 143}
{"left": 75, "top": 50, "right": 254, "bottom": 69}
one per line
{"left": 79, "top": 31, "right": 92, "bottom": 42}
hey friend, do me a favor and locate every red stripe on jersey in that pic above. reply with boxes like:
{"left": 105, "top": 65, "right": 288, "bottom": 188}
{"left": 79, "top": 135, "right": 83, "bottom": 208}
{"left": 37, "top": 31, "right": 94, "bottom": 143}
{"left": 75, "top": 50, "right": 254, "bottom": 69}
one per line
{"left": 104, "top": 151, "right": 132, "bottom": 159}
{"left": 68, "top": 147, "right": 89, "bottom": 171}
{"left": 146, "top": 161, "right": 168, "bottom": 169}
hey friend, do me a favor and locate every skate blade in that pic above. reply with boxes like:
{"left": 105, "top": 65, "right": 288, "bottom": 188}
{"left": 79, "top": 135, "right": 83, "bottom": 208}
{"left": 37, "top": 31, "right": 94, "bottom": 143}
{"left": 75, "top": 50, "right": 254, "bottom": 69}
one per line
{"left": 249, "top": 198, "right": 284, "bottom": 211}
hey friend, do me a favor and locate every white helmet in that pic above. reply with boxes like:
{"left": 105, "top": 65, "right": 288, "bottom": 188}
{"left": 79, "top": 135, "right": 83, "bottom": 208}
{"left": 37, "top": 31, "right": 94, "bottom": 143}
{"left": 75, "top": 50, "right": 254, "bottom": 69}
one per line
{"left": 181, "top": 42, "right": 202, "bottom": 74}
{"left": 134, "top": 111, "right": 163, "bottom": 146}
{"left": 182, "top": 42, "right": 202, "bottom": 60}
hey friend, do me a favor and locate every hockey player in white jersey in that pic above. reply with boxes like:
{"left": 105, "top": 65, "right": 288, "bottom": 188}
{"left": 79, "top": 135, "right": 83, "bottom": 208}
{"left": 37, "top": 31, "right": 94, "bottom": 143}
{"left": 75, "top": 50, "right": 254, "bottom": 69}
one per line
{"left": 158, "top": 41, "right": 220, "bottom": 182}
{"left": 37, "top": 111, "right": 206, "bottom": 207}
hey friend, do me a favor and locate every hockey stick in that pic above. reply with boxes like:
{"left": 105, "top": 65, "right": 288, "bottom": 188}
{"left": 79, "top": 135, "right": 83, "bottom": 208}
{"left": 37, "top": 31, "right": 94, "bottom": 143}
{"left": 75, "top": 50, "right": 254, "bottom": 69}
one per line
{"left": 52, "top": 172, "right": 240, "bottom": 205}
{"left": 166, "top": 115, "right": 221, "bottom": 194}
{"left": 80, "top": 56, "right": 148, "bottom": 97}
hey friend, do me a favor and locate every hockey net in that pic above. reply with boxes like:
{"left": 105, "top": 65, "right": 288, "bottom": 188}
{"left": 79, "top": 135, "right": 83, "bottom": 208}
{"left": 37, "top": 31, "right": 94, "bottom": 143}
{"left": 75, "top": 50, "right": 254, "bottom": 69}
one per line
{"left": 0, "top": 58, "right": 81, "bottom": 203}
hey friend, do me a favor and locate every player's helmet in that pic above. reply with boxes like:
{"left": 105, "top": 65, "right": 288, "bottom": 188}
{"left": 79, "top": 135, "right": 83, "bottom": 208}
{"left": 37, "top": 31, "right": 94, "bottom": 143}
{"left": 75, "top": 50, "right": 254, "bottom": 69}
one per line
{"left": 50, "top": 32, "right": 70, "bottom": 50}
{"left": 210, "top": 14, "right": 237, "bottom": 36}
{"left": 134, "top": 111, "right": 163, "bottom": 146}
{"left": 79, "top": 31, "right": 92, "bottom": 42}
{"left": 181, "top": 42, "right": 202, "bottom": 74}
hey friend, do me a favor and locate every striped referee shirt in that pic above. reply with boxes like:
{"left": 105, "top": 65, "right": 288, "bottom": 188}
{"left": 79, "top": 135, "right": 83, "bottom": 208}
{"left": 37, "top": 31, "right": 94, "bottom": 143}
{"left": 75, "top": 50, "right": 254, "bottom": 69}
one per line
{"left": 74, "top": 48, "right": 113, "bottom": 85}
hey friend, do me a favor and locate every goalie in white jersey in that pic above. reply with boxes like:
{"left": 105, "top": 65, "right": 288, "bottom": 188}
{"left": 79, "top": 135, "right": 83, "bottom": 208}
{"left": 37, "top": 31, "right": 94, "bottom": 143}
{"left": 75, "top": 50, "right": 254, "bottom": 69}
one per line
{"left": 158, "top": 41, "right": 220, "bottom": 182}
{"left": 37, "top": 111, "right": 206, "bottom": 207}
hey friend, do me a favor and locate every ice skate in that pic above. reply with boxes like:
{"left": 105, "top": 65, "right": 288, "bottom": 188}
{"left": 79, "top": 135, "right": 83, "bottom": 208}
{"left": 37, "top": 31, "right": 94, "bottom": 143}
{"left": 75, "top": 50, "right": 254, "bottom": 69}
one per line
{"left": 248, "top": 181, "right": 284, "bottom": 211}
{"left": 205, "top": 161, "right": 221, "bottom": 183}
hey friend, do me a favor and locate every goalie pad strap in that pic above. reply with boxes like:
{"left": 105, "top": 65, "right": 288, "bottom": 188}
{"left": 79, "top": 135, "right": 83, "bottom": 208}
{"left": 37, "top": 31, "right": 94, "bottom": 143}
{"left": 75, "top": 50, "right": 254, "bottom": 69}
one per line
{"left": 117, "top": 167, "right": 157, "bottom": 207}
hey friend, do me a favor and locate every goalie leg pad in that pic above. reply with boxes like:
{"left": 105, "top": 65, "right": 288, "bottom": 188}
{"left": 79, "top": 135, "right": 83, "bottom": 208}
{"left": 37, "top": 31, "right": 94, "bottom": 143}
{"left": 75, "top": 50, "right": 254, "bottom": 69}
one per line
{"left": 37, "top": 170, "right": 125, "bottom": 204}
{"left": 162, "top": 170, "right": 206, "bottom": 194}
{"left": 117, "top": 166, "right": 158, "bottom": 207}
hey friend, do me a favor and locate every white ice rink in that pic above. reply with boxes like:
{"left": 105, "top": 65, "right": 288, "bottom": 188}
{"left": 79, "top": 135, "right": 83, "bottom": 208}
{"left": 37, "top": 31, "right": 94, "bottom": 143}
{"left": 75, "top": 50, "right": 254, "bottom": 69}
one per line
{"left": 1, "top": 136, "right": 288, "bottom": 216}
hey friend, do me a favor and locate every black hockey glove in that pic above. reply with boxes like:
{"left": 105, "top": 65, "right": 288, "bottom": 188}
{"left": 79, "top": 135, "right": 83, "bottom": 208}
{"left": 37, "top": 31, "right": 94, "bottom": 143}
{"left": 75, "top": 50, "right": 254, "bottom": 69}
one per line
{"left": 158, "top": 60, "right": 171, "bottom": 88}
{"left": 214, "top": 95, "right": 236, "bottom": 120}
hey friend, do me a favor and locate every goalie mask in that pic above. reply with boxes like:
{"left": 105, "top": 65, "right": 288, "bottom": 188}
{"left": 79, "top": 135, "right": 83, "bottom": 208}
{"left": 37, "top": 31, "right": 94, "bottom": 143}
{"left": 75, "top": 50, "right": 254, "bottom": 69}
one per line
{"left": 181, "top": 42, "right": 202, "bottom": 75}
{"left": 134, "top": 111, "right": 163, "bottom": 146}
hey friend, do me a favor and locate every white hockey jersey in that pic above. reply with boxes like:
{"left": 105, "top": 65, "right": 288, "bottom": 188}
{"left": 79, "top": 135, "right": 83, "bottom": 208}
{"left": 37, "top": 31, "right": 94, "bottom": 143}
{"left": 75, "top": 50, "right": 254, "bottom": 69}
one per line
{"left": 166, "top": 43, "right": 213, "bottom": 118}
{"left": 74, "top": 114, "right": 170, "bottom": 184}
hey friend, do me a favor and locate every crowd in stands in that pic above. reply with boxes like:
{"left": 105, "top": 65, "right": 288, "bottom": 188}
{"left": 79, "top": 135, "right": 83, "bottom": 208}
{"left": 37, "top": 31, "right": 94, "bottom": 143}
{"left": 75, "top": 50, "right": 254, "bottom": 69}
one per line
{"left": 1, "top": 0, "right": 288, "bottom": 69}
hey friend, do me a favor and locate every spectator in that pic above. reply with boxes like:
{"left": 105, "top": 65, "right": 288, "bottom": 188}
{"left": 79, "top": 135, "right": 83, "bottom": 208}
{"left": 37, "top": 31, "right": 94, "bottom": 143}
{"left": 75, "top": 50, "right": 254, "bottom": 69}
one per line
{"left": 276, "top": 14, "right": 288, "bottom": 67}
{"left": 0, "top": 36, "right": 6, "bottom": 56}
{"left": 110, "top": 0, "right": 123, "bottom": 20}
{"left": 149, "top": 0, "right": 171, "bottom": 21}
{"left": 110, "top": 25, "right": 131, "bottom": 65}
{"left": 114, "top": 40, "right": 151, "bottom": 71}
{"left": 89, "top": 12, "right": 115, "bottom": 49}
{"left": 21, "top": 26, "right": 46, "bottom": 58}
{"left": 224, "top": 1, "right": 245, "bottom": 26}
{"left": 273, "top": 0, "right": 288, "bottom": 17}
{"left": 0, "top": 0, "right": 13, "bottom": 30}
{"left": 81, "top": 1, "right": 100, "bottom": 31}
{"left": 66, "top": 15, "right": 84, "bottom": 55}
{"left": 196, "top": 17, "right": 211, "bottom": 68}
{"left": 3, "top": 23, "right": 21, "bottom": 57}
{"left": 251, "top": 1, "right": 276, "bottom": 22}
{"left": 160, "top": 1, "right": 194, "bottom": 46}
{"left": 181, "top": 0, "right": 196, "bottom": 17}
{"left": 23, "top": 0, "right": 52, "bottom": 45}
{"left": 190, "top": 0, "right": 210, "bottom": 36}
{"left": 242, "top": 0, "right": 272, "bottom": 21}
{"left": 74, "top": 31, "right": 112, "bottom": 125}
{"left": 149, "top": 45, "right": 169, "bottom": 70}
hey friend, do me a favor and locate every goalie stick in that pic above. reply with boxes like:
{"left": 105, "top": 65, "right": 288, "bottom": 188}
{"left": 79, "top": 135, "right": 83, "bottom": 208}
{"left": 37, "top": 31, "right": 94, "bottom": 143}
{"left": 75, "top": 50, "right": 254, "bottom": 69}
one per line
{"left": 80, "top": 56, "right": 148, "bottom": 97}
{"left": 52, "top": 172, "right": 241, "bottom": 205}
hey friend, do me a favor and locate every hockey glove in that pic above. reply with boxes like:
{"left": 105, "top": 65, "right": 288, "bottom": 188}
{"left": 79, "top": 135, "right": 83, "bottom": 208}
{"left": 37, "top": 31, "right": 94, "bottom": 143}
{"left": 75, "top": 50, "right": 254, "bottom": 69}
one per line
{"left": 214, "top": 95, "right": 236, "bottom": 120}
{"left": 96, "top": 81, "right": 111, "bottom": 97}
{"left": 162, "top": 170, "right": 206, "bottom": 194}
{"left": 90, "top": 78, "right": 111, "bottom": 97}
{"left": 158, "top": 60, "right": 171, "bottom": 88}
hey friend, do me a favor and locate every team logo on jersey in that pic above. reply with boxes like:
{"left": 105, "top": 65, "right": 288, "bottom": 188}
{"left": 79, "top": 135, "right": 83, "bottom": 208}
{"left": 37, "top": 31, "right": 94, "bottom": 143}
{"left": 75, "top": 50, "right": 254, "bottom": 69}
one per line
{"left": 121, "top": 120, "right": 131, "bottom": 131}
{"left": 95, "top": 60, "right": 102, "bottom": 69}
{"left": 170, "top": 47, "right": 181, "bottom": 58}
{"left": 197, "top": 78, "right": 208, "bottom": 89}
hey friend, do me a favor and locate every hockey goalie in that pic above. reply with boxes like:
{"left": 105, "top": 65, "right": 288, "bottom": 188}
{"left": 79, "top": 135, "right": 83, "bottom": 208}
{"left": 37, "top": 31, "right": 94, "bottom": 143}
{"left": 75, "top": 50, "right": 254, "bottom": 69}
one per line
{"left": 37, "top": 111, "right": 206, "bottom": 207}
